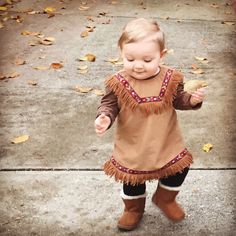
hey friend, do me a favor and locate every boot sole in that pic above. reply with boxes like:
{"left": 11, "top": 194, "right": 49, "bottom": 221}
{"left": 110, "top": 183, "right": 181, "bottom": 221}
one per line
{"left": 117, "top": 223, "right": 138, "bottom": 231}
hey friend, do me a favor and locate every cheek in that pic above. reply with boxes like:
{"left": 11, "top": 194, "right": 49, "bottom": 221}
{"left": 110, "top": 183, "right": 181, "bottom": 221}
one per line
{"left": 123, "top": 61, "right": 132, "bottom": 70}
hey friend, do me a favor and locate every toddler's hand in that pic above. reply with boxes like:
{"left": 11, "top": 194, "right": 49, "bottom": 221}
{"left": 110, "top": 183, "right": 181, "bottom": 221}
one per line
{"left": 94, "top": 113, "right": 111, "bottom": 136}
{"left": 190, "top": 87, "right": 206, "bottom": 106}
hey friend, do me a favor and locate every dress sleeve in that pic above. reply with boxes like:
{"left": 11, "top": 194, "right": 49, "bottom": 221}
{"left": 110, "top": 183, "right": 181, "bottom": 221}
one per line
{"left": 96, "top": 86, "right": 119, "bottom": 128}
{"left": 173, "top": 81, "right": 202, "bottom": 110}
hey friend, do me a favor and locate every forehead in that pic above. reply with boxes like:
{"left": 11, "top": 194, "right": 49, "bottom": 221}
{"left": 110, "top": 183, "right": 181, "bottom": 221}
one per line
{"left": 122, "top": 39, "right": 160, "bottom": 56}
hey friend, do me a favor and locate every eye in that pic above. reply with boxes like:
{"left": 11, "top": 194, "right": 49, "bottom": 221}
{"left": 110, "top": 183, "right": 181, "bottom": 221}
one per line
{"left": 127, "top": 58, "right": 134, "bottom": 62}
{"left": 144, "top": 59, "right": 152, "bottom": 63}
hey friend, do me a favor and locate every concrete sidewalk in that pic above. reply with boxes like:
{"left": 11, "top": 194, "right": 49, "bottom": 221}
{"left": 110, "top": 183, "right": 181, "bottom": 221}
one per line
{"left": 0, "top": 0, "right": 236, "bottom": 235}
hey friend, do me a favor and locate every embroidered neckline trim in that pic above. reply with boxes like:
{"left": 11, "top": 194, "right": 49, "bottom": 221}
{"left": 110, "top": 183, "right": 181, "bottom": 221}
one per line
{"left": 116, "top": 69, "right": 173, "bottom": 104}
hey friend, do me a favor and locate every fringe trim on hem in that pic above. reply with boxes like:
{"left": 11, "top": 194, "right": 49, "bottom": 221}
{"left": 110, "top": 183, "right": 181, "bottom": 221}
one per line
{"left": 105, "top": 71, "right": 182, "bottom": 115}
{"left": 103, "top": 153, "right": 193, "bottom": 186}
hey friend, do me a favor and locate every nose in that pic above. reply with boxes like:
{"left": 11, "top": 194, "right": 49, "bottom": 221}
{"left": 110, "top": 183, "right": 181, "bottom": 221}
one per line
{"left": 133, "top": 61, "right": 144, "bottom": 70}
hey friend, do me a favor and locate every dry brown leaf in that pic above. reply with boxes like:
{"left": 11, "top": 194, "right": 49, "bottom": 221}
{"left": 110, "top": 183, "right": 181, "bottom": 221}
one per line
{"left": 190, "top": 69, "right": 205, "bottom": 74}
{"left": 210, "top": 3, "right": 219, "bottom": 8}
{"left": 51, "top": 63, "right": 63, "bottom": 69}
{"left": 93, "top": 89, "right": 104, "bottom": 96}
{"left": 87, "top": 16, "right": 94, "bottom": 22}
{"left": 14, "top": 59, "right": 26, "bottom": 65}
{"left": 39, "top": 55, "right": 46, "bottom": 59}
{"left": 221, "top": 21, "right": 235, "bottom": 26}
{"left": 195, "top": 56, "right": 207, "bottom": 61}
{"left": 80, "top": 30, "right": 89, "bottom": 37}
{"left": 0, "top": 73, "right": 6, "bottom": 80}
{"left": 0, "top": 22, "right": 4, "bottom": 28}
{"left": 27, "top": 80, "right": 37, "bottom": 86}
{"left": 78, "top": 69, "right": 88, "bottom": 74}
{"left": 12, "top": 135, "right": 29, "bottom": 144}
{"left": 44, "top": 7, "right": 56, "bottom": 14}
{"left": 105, "top": 57, "right": 119, "bottom": 63}
{"left": 86, "top": 54, "right": 96, "bottom": 61}
{"left": 29, "top": 41, "right": 38, "bottom": 46}
{"left": 39, "top": 37, "right": 55, "bottom": 45}
{"left": 34, "top": 66, "right": 49, "bottom": 70}
{"left": 86, "top": 26, "right": 95, "bottom": 32}
{"left": 184, "top": 80, "right": 208, "bottom": 93}
{"left": 78, "top": 64, "right": 88, "bottom": 70}
{"left": 78, "top": 6, "right": 90, "bottom": 11}
{"left": 75, "top": 85, "right": 92, "bottom": 93}
{"left": 191, "top": 64, "right": 199, "bottom": 70}
{"left": 8, "top": 72, "right": 21, "bottom": 78}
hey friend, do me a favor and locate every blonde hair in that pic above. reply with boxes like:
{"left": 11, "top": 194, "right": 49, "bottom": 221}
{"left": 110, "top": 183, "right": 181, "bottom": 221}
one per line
{"left": 118, "top": 18, "right": 165, "bottom": 51}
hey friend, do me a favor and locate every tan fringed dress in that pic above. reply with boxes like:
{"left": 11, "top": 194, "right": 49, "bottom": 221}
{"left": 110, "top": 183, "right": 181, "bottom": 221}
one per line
{"left": 97, "top": 66, "right": 201, "bottom": 185}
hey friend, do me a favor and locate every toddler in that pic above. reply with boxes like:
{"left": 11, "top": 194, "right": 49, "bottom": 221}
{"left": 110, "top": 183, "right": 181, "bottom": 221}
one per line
{"left": 95, "top": 18, "right": 205, "bottom": 231}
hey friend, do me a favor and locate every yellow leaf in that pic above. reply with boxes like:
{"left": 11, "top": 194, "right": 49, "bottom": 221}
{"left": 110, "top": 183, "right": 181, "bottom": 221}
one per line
{"left": 0, "top": 6, "right": 7, "bottom": 11}
{"left": 0, "top": 22, "right": 4, "bottom": 28}
{"left": 85, "top": 53, "right": 96, "bottom": 62}
{"left": 80, "top": 30, "right": 89, "bottom": 37}
{"left": 78, "top": 56, "right": 87, "bottom": 61}
{"left": 202, "top": 143, "right": 213, "bottom": 152}
{"left": 27, "top": 80, "right": 37, "bottom": 86}
{"left": 93, "top": 89, "right": 104, "bottom": 96}
{"left": 51, "top": 62, "right": 63, "bottom": 69}
{"left": 44, "top": 7, "right": 56, "bottom": 13}
{"left": 21, "top": 30, "right": 41, "bottom": 36}
{"left": 12, "top": 135, "right": 29, "bottom": 144}
{"left": 195, "top": 56, "right": 207, "bottom": 61}
{"left": 105, "top": 57, "right": 119, "bottom": 63}
{"left": 34, "top": 66, "right": 49, "bottom": 70}
{"left": 190, "top": 69, "right": 205, "bottom": 74}
{"left": 75, "top": 85, "right": 92, "bottom": 93}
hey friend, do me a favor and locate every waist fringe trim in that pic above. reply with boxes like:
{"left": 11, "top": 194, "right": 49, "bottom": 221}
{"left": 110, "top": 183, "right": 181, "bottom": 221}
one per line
{"left": 103, "top": 149, "right": 193, "bottom": 185}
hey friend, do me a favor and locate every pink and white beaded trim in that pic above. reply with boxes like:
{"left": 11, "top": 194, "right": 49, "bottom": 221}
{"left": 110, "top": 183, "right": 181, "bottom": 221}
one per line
{"left": 110, "top": 148, "right": 189, "bottom": 175}
{"left": 116, "top": 69, "right": 173, "bottom": 104}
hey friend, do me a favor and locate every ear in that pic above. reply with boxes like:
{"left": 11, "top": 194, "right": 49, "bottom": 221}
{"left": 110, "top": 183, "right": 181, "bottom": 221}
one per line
{"left": 160, "top": 48, "right": 168, "bottom": 58}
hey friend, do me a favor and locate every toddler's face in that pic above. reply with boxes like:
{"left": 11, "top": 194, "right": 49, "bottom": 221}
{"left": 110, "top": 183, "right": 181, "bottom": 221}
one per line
{"left": 121, "top": 38, "right": 164, "bottom": 80}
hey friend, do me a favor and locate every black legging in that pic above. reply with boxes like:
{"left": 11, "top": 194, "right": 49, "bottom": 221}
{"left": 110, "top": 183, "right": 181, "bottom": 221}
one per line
{"left": 123, "top": 167, "right": 189, "bottom": 196}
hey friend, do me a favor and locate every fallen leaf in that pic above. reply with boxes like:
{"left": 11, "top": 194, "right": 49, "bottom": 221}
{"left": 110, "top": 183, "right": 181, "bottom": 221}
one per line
{"left": 202, "top": 143, "right": 213, "bottom": 152}
{"left": 29, "top": 41, "right": 38, "bottom": 46}
{"left": 210, "top": 3, "right": 219, "bottom": 8}
{"left": 93, "top": 89, "right": 104, "bottom": 96}
{"left": 44, "top": 7, "right": 56, "bottom": 14}
{"left": 0, "top": 22, "right": 4, "bottom": 28}
{"left": 27, "top": 10, "right": 41, "bottom": 15}
{"left": 191, "top": 64, "right": 199, "bottom": 70}
{"left": 80, "top": 30, "right": 89, "bottom": 37}
{"left": 78, "top": 6, "right": 90, "bottom": 11}
{"left": 78, "top": 64, "right": 88, "bottom": 70}
{"left": 51, "top": 62, "right": 63, "bottom": 69}
{"left": 75, "top": 85, "right": 92, "bottom": 93}
{"left": 21, "top": 30, "right": 41, "bottom": 36}
{"left": 39, "top": 55, "right": 46, "bottom": 59}
{"left": 86, "top": 25, "right": 95, "bottom": 32}
{"left": 184, "top": 80, "right": 208, "bottom": 93}
{"left": 8, "top": 72, "right": 21, "bottom": 78}
{"left": 86, "top": 54, "right": 96, "bottom": 61}
{"left": 34, "top": 66, "right": 49, "bottom": 70}
{"left": 190, "top": 69, "right": 205, "bottom": 74}
{"left": 0, "top": 6, "right": 7, "bottom": 11}
{"left": 39, "top": 37, "right": 55, "bottom": 45}
{"left": 221, "top": 21, "right": 235, "bottom": 26}
{"left": 14, "top": 59, "right": 26, "bottom": 65}
{"left": 12, "top": 135, "right": 29, "bottom": 144}
{"left": 0, "top": 73, "right": 6, "bottom": 80}
{"left": 195, "top": 56, "right": 207, "bottom": 61}
{"left": 27, "top": 80, "right": 37, "bottom": 86}
{"left": 78, "top": 69, "right": 88, "bottom": 74}
{"left": 105, "top": 57, "right": 119, "bottom": 63}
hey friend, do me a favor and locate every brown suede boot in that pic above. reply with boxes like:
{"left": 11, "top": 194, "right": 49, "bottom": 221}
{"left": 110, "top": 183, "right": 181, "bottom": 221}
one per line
{"left": 152, "top": 185, "right": 185, "bottom": 221}
{"left": 118, "top": 197, "right": 146, "bottom": 231}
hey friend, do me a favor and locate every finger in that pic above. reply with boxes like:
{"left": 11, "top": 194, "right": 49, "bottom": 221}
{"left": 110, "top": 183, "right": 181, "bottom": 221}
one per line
{"left": 100, "top": 113, "right": 106, "bottom": 119}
